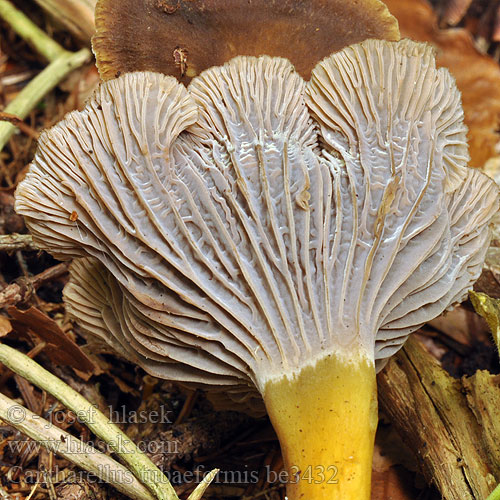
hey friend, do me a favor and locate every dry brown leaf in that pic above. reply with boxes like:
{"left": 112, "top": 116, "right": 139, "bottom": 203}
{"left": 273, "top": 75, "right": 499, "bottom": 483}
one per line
{"left": 435, "top": 0, "right": 474, "bottom": 26}
{"left": 428, "top": 305, "right": 491, "bottom": 346}
{"left": 8, "top": 306, "right": 96, "bottom": 379}
{"left": 0, "top": 315, "right": 12, "bottom": 337}
{"left": 371, "top": 466, "right": 423, "bottom": 500}
{"left": 385, "top": 0, "right": 500, "bottom": 167}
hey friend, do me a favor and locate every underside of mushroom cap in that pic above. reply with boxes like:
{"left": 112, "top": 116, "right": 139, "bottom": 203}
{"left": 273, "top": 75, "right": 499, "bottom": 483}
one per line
{"left": 93, "top": 0, "right": 400, "bottom": 83}
{"left": 15, "top": 40, "right": 499, "bottom": 395}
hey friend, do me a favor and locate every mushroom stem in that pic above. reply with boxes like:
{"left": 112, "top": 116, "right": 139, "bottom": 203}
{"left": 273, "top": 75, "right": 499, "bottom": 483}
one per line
{"left": 263, "top": 349, "right": 377, "bottom": 500}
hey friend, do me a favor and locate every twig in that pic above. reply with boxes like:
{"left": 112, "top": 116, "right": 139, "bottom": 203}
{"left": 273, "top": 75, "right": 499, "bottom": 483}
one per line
{"left": 30, "top": 262, "right": 68, "bottom": 288}
{"left": 0, "top": 262, "right": 69, "bottom": 308}
{"left": 0, "top": 342, "right": 46, "bottom": 388}
{"left": 0, "top": 391, "right": 155, "bottom": 500}
{"left": 1, "top": 70, "right": 38, "bottom": 87}
{"left": 0, "top": 0, "right": 92, "bottom": 151}
{"left": 25, "top": 483, "right": 38, "bottom": 500}
{"left": 0, "top": 344, "right": 213, "bottom": 500}
{"left": 0, "top": 112, "right": 39, "bottom": 140}
{"left": 43, "top": 455, "right": 58, "bottom": 500}
{"left": 174, "top": 390, "right": 199, "bottom": 425}
{"left": 0, "top": 234, "right": 38, "bottom": 252}
{"left": 378, "top": 336, "right": 498, "bottom": 499}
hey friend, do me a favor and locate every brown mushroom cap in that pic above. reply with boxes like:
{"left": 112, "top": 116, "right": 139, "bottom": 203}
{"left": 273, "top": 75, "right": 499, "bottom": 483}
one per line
{"left": 93, "top": 0, "right": 400, "bottom": 83}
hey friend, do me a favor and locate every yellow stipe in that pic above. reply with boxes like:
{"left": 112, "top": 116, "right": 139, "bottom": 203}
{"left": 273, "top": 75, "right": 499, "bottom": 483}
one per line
{"left": 263, "top": 351, "right": 377, "bottom": 500}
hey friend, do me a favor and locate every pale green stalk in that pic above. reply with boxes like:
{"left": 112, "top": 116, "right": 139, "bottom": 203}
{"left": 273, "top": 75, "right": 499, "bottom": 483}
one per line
{"left": 0, "top": 391, "right": 155, "bottom": 500}
{"left": 0, "top": 0, "right": 91, "bottom": 151}
{"left": 0, "top": 343, "right": 217, "bottom": 500}
{"left": 0, "top": 0, "right": 64, "bottom": 61}
{"left": 0, "top": 343, "right": 179, "bottom": 500}
{"left": 487, "top": 484, "right": 500, "bottom": 500}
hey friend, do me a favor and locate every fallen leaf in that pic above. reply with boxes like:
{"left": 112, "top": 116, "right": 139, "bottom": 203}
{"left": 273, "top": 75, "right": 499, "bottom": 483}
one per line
{"left": 434, "top": 0, "right": 474, "bottom": 26}
{"left": 372, "top": 466, "right": 424, "bottom": 500}
{"left": 8, "top": 306, "right": 97, "bottom": 379}
{"left": 428, "top": 305, "right": 491, "bottom": 346}
{"left": 0, "top": 315, "right": 12, "bottom": 337}
{"left": 385, "top": 0, "right": 500, "bottom": 167}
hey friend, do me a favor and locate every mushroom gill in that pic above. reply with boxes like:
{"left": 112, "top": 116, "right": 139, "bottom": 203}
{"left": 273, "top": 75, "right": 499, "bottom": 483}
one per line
{"left": 15, "top": 39, "right": 499, "bottom": 499}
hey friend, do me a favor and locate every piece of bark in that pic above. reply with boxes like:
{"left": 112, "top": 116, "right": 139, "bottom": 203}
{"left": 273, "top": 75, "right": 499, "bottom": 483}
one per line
{"left": 462, "top": 370, "right": 500, "bottom": 477}
{"left": 14, "top": 373, "right": 43, "bottom": 414}
{"left": 0, "top": 234, "right": 37, "bottom": 252}
{"left": 56, "top": 480, "right": 105, "bottom": 500}
{"left": 0, "top": 315, "right": 12, "bottom": 337}
{"left": 0, "top": 193, "right": 26, "bottom": 235}
{"left": 150, "top": 411, "right": 253, "bottom": 470}
{"left": 476, "top": 268, "right": 500, "bottom": 299}
{"left": 378, "top": 336, "right": 498, "bottom": 500}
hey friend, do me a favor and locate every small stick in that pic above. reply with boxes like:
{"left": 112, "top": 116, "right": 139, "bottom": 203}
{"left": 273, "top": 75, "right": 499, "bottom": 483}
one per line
{"left": 32, "top": 0, "right": 96, "bottom": 44}
{"left": 0, "top": 341, "right": 46, "bottom": 387}
{"left": 0, "top": 112, "right": 39, "bottom": 140}
{"left": 174, "top": 390, "right": 199, "bottom": 425}
{"left": 0, "top": 262, "right": 69, "bottom": 308}
{"left": 0, "top": 234, "right": 38, "bottom": 252}
{"left": 30, "top": 262, "right": 68, "bottom": 289}
{"left": 187, "top": 469, "right": 219, "bottom": 500}
{"left": 0, "top": 391, "right": 155, "bottom": 500}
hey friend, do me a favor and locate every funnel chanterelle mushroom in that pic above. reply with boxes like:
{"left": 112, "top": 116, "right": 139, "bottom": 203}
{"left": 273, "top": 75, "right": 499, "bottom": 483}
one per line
{"left": 15, "top": 39, "right": 499, "bottom": 499}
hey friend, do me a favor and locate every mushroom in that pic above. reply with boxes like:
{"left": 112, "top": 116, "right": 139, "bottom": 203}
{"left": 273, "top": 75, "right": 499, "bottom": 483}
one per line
{"left": 92, "top": 0, "right": 400, "bottom": 82}
{"left": 15, "top": 39, "right": 499, "bottom": 499}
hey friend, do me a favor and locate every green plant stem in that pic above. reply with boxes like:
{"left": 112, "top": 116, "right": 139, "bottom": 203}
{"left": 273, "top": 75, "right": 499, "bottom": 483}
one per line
{"left": 487, "top": 484, "right": 500, "bottom": 500}
{"left": 0, "top": 0, "right": 64, "bottom": 61}
{"left": 0, "top": 343, "right": 179, "bottom": 500}
{"left": 0, "top": 391, "right": 155, "bottom": 500}
{"left": 0, "top": 48, "right": 91, "bottom": 151}
{"left": 187, "top": 469, "right": 219, "bottom": 500}
{"left": 0, "top": 0, "right": 92, "bottom": 151}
